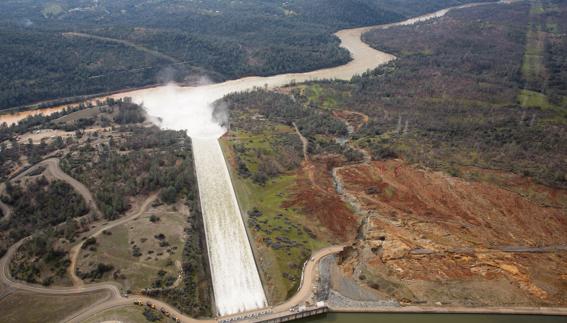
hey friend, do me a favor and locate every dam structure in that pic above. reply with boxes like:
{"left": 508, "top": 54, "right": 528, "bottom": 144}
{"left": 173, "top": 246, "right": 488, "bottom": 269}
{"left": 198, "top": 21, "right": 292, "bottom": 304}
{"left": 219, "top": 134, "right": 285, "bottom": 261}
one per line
{"left": 87, "top": 3, "right": 491, "bottom": 316}
{"left": 0, "top": 1, "right": 513, "bottom": 317}
{"left": 192, "top": 137, "right": 267, "bottom": 316}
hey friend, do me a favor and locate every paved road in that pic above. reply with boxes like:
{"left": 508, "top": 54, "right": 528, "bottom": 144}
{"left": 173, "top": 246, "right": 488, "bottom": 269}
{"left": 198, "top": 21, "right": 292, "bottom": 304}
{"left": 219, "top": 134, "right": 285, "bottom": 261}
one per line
{"left": 67, "top": 193, "right": 158, "bottom": 287}
{"left": 42, "top": 158, "right": 103, "bottom": 218}
{"left": 65, "top": 294, "right": 215, "bottom": 323}
{"left": 4, "top": 1, "right": 564, "bottom": 321}
{"left": 0, "top": 158, "right": 102, "bottom": 222}
{"left": 274, "top": 246, "right": 344, "bottom": 310}
{"left": 0, "top": 192, "right": 209, "bottom": 323}
{"left": 0, "top": 157, "right": 106, "bottom": 286}
{"left": 219, "top": 245, "right": 345, "bottom": 322}
{"left": 0, "top": 156, "right": 212, "bottom": 322}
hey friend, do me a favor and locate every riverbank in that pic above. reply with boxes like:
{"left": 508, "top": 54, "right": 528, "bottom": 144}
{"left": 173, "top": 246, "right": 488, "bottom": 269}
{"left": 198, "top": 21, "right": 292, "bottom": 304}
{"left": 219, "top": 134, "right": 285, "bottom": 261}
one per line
{"left": 4, "top": 1, "right": 565, "bottom": 322}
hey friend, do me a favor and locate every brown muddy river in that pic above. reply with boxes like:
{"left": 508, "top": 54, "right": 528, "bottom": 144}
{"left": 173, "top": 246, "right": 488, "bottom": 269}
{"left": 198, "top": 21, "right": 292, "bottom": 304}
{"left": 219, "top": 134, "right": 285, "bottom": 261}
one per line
{"left": 0, "top": 1, "right": 492, "bottom": 126}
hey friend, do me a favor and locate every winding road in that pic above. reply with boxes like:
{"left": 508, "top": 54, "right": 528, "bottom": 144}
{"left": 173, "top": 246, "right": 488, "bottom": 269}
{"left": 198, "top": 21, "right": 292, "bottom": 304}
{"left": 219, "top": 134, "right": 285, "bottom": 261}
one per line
{"left": 3, "top": 1, "right": 563, "bottom": 322}
{"left": 0, "top": 158, "right": 101, "bottom": 222}
{"left": 67, "top": 193, "right": 158, "bottom": 287}
{"left": 43, "top": 158, "right": 103, "bottom": 219}
{"left": 0, "top": 158, "right": 206, "bottom": 322}
{"left": 62, "top": 32, "right": 181, "bottom": 65}
{"left": 0, "top": 152, "right": 346, "bottom": 322}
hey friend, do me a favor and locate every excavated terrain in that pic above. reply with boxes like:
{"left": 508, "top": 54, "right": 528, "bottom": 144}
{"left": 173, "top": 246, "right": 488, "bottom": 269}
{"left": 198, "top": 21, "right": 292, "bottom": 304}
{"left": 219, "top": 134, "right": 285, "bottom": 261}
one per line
{"left": 335, "top": 159, "right": 567, "bottom": 306}
{"left": 285, "top": 155, "right": 359, "bottom": 242}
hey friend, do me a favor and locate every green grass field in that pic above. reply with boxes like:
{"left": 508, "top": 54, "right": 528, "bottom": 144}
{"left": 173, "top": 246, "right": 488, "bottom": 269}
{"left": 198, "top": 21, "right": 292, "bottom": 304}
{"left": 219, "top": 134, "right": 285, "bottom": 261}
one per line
{"left": 0, "top": 290, "right": 109, "bottom": 323}
{"left": 77, "top": 203, "right": 187, "bottom": 292}
{"left": 518, "top": 89, "right": 553, "bottom": 109}
{"left": 301, "top": 83, "right": 350, "bottom": 110}
{"left": 516, "top": 0, "right": 567, "bottom": 122}
{"left": 82, "top": 305, "right": 175, "bottom": 323}
{"left": 520, "top": 0, "right": 545, "bottom": 96}
{"left": 41, "top": 3, "right": 64, "bottom": 18}
{"left": 221, "top": 128, "right": 327, "bottom": 303}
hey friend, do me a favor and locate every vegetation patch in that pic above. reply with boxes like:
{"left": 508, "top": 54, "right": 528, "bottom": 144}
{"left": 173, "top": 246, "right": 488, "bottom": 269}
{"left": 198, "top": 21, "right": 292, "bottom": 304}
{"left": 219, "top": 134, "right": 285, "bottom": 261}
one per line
{"left": 0, "top": 0, "right": 490, "bottom": 109}
{"left": 333, "top": 1, "right": 567, "bottom": 188}
{"left": 218, "top": 90, "right": 359, "bottom": 302}
{"left": 83, "top": 305, "right": 150, "bottom": 323}
{"left": 3, "top": 177, "right": 88, "bottom": 283}
{"left": 76, "top": 203, "right": 186, "bottom": 292}
{"left": 61, "top": 101, "right": 196, "bottom": 220}
{"left": 0, "top": 290, "right": 109, "bottom": 323}
{"left": 221, "top": 131, "right": 327, "bottom": 302}
{"left": 1, "top": 100, "right": 211, "bottom": 317}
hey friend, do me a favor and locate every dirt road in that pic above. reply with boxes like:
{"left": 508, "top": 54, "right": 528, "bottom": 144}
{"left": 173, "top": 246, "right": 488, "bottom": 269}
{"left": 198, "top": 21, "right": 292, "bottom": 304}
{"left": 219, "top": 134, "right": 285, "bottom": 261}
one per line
{"left": 0, "top": 185, "right": 204, "bottom": 322}
{"left": 0, "top": 158, "right": 102, "bottom": 221}
{"left": 4, "top": 1, "right": 557, "bottom": 321}
{"left": 62, "top": 32, "right": 180, "bottom": 64}
{"left": 293, "top": 122, "right": 309, "bottom": 163}
{"left": 43, "top": 158, "right": 103, "bottom": 218}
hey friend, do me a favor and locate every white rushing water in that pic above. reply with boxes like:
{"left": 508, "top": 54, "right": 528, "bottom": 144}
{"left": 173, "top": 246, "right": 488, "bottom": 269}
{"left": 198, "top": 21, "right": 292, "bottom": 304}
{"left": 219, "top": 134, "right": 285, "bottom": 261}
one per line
{"left": 192, "top": 137, "right": 267, "bottom": 315}
{"left": 124, "top": 85, "right": 267, "bottom": 316}
{"left": 100, "top": 2, "right": 500, "bottom": 317}
{"left": 0, "top": 1, "right": 512, "bottom": 316}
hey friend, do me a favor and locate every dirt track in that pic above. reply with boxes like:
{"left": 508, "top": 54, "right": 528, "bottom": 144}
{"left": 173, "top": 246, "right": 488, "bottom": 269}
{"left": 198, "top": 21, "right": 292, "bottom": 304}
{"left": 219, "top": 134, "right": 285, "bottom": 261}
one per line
{"left": 0, "top": 160, "right": 206, "bottom": 322}
{"left": 62, "top": 32, "right": 180, "bottom": 64}
{"left": 0, "top": 155, "right": 348, "bottom": 322}
{"left": 3, "top": 0, "right": 564, "bottom": 321}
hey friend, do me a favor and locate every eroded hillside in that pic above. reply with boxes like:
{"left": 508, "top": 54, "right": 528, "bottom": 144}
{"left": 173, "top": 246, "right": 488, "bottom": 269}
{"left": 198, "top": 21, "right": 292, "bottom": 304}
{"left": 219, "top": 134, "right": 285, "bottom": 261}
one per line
{"left": 335, "top": 160, "right": 567, "bottom": 306}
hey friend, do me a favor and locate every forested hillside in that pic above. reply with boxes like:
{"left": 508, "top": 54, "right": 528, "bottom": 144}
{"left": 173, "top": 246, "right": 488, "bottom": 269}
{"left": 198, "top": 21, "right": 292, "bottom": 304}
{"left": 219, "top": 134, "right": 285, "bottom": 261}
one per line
{"left": 0, "top": 0, "right": 490, "bottom": 110}
{"left": 351, "top": 1, "right": 566, "bottom": 187}
{"left": 221, "top": 0, "right": 567, "bottom": 189}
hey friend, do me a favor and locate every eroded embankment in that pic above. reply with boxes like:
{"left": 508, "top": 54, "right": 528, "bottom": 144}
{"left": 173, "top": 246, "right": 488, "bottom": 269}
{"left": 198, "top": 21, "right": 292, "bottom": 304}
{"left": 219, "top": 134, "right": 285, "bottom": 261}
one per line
{"left": 0, "top": 1, "right": 524, "bottom": 318}
{"left": 334, "top": 160, "right": 567, "bottom": 306}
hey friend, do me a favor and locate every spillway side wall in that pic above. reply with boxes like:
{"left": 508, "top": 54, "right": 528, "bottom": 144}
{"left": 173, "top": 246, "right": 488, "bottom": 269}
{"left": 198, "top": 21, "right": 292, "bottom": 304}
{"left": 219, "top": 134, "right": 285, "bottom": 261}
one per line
{"left": 188, "top": 139, "right": 217, "bottom": 316}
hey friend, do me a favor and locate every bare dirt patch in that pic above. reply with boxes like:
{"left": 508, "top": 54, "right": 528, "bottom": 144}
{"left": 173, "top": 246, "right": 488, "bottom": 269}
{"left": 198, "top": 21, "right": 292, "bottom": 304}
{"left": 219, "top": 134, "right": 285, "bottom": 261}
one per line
{"left": 336, "top": 160, "right": 567, "bottom": 306}
{"left": 285, "top": 155, "right": 359, "bottom": 242}
{"left": 332, "top": 110, "right": 368, "bottom": 132}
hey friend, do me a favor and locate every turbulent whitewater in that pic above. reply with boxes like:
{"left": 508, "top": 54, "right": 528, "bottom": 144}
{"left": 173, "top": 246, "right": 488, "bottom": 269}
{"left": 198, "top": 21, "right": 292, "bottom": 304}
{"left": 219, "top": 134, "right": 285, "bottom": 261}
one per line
{"left": 0, "top": 0, "right": 510, "bottom": 317}
{"left": 73, "top": 3, "right": 492, "bottom": 316}
{"left": 192, "top": 137, "right": 267, "bottom": 315}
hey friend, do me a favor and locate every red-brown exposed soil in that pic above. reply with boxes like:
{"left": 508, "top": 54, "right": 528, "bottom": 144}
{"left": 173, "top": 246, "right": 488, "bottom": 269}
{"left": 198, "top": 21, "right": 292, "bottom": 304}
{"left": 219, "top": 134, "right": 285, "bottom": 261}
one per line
{"left": 339, "top": 160, "right": 567, "bottom": 247}
{"left": 460, "top": 166, "right": 567, "bottom": 209}
{"left": 285, "top": 155, "right": 359, "bottom": 242}
{"left": 335, "top": 159, "right": 567, "bottom": 306}
{"left": 332, "top": 110, "right": 368, "bottom": 131}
